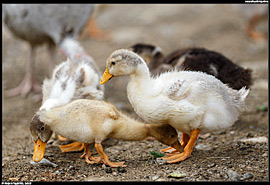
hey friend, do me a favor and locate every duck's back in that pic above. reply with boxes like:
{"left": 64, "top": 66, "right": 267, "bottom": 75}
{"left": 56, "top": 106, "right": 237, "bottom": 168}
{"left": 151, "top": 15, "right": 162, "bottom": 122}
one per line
{"left": 41, "top": 99, "right": 118, "bottom": 142}
{"left": 46, "top": 99, "right": 116, "bottom": 121}
{"left": 159, "top": 70, "right": 248, "bottom": 110}
{"left": 153, "top": 71, "right": 249, "bottom": 133}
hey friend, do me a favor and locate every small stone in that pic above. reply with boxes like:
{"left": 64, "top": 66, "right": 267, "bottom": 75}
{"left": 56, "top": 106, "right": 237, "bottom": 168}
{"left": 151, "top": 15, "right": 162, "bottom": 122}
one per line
{"left": 146, "top": 144, "right": 153, "bottom": 148}
{"left": 112, "top": 172, "right": 117, "bottom": 176}
{"left": 156, "top": 158, "right": 167, "bottom": 165}
{"left": 152, "top": 175, "right": 159, "bottom": 180}
{"left": 53, "top": 170, "right": 61, "bottom": 175}
{"left": 227, "top": 169, "right": 240, "bottom": 181}
{"left": 195, "top": 144, "right": 212, "bottom": 151}
{"left": 242, "top": 173, "right": 253, "bottom": 180}
{"left": 199, "top": 133, "right": 211, "bottom": 139}
{"left": 156, "top": 178, "right": 166, "bottom": 181}
{"left": 208, "top": 163, "right": 216, "bottom": 168}
{"left": 262, "top": 153, "right": 267, "bottom": 157}
{"left": 68, "top": 166, "right": 74, "bottom": 170}
{"left": 167, "top": 172, "right": 186, "bottom": 179}
{"left": 239, "top": 136, "right": 268, "bottom": 143}
{"left": 105, "top": 167, "right": 112, "bottom": 173}
{"left": 246, "top": 133, "right": 253, "bottom": 138}
{"left": 117, "top": 166, "right": 126, "bottom": 173}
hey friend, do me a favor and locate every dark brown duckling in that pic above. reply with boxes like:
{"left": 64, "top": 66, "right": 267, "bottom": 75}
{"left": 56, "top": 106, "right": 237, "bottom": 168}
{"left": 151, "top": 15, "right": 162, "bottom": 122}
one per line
{"left": 130, "top": 43, "right": 252, "bottom": 90}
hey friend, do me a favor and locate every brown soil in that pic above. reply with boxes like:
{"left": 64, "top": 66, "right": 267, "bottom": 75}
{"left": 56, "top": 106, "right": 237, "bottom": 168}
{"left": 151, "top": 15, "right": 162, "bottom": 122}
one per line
{"left": 2, "top": 4, "right": 268, "bottom": 182}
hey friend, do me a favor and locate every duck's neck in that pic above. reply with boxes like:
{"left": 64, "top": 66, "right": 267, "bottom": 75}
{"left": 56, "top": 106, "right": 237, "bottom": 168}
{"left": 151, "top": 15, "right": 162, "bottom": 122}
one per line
{"left": 128, "top": 63, "right": 153, "bottom": 92}
{"left": 60, "top": 37, "right": 88, "bottom": 60}
{"left": 131, "top": 62, "right": 150, "bottom": 79}
{"left": 111, "top": 113, "right": 151, "bottom": 141}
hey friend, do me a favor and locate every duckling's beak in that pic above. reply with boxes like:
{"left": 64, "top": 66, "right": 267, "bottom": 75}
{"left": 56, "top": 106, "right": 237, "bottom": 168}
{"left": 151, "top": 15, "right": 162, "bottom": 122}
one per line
{"left": 33, "top": 138, "right": 47, "bottom": 162}
{"left": 171, "top": 140, "right": 184, "bottom": 152}
{"left": 100, "top": 68, "right": 114, "bottom": 84}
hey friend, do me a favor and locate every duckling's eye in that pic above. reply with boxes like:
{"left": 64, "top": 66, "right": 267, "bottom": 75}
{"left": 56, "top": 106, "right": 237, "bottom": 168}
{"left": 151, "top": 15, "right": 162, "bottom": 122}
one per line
{"left": 111, "top": 62, "right": 115, "bottom": 65}
{"left": 40, "top": 126, "right": 45, "bottom": 131}
{"left": 170, "top": 134, "right": 175, "bottom": 138}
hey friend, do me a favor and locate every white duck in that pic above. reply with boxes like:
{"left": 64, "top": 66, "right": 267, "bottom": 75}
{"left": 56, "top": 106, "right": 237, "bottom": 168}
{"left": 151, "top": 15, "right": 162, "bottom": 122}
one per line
{"left": 3, "top": 4, "right": 97, "bottom": 97}
{"left": 40, "top": 37, "right": 104, "bottom": 152}
{"left": 41, "top": 37, "right": 104, "bottom": 111}
{"left": 130, "top": 43, "right": 253, "bottom": 90}
{"left": 30, "top": 99, "right": 181, "bottom": 167}
{"left": 100, "top": 49, "right": 250, "bottom": 163}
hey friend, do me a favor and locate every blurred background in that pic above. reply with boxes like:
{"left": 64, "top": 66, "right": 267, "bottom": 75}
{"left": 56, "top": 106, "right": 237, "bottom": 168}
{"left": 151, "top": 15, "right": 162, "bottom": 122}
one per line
{"left": 2, "top": 4, "right": 268, "bottom": 181}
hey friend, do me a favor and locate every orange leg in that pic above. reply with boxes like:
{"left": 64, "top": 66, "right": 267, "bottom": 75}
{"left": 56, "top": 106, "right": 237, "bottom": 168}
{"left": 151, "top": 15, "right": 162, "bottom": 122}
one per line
{"left": 58, "top": 135, "right": 69, "bottom": 142}
{"left": 95, "top": 143, "right": 126, "bottom": 168}
{"left": 162, "top": 129, "right": 200, "bottom": 163}
{"left": 160, "top": 147, "right": 178, "bottom": 153}
{"left": 80, "top": 143, "right": 101, "bottom": 164}
{"left": 59, "top": 142, "right": 85, "bottom": 153}
{"left": 181, "top": 133, "right": 190, "bottom": 148}
{"left": 80, "top": 17, "right": 110, "bottom": 40}
{"left": 160, "top": 133, "right": 190, "bottom": 153}
{"left": 247, "top": 14, "right": 265, "bottom": 41}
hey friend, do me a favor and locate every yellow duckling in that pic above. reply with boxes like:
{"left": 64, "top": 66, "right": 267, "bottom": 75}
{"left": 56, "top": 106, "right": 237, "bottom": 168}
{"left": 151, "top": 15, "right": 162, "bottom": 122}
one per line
{"left": 30, "top": 99, "right": 181, "bottom": 167}
{"left": 100, "top": 49, "right": 250, "bottom": 163}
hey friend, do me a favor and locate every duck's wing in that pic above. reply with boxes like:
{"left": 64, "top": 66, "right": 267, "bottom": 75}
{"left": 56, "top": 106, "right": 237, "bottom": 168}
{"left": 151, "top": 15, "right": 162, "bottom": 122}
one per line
{"left": 73, "top": 62, "right": 104, "bottom": 100}
{"left": 160, "top": 77, "right": 202, "bottom": 119}
{"left": 162, "top": 77, "right": 192, "bottom": 101}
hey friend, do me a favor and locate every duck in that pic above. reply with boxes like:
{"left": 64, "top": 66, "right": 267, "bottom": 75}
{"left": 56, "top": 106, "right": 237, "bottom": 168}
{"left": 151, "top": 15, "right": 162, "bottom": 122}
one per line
{"left": 30, "top": 99, "right": 181, "bottom": 167}
{"left": 100, "top": 49, "right": 250, "bottom": 163}
{"left": 40, "top": 37, "right": 104, "bottom": 152}
{"left": 3, "top": 4, "right": 103, "bottom": 97}
{"left": 130, "top": 43, "right": 253, "bottom": 90}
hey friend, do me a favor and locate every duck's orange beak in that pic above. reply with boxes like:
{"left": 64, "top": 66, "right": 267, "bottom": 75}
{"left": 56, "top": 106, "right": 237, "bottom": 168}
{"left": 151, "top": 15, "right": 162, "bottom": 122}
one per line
{"left": 100, "top": 68, "right": 114, "bottom": 84}
{"left": 33, "top": 138, "right": 47, "bottom": 162}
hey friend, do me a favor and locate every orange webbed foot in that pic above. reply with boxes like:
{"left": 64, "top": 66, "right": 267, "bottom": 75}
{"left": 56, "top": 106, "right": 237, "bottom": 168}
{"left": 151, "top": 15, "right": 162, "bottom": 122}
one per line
{"left": 102, "top": 160, "right": 126, "bottom": 168}
{"left": 160, "top": 146, "right": 178, "bottom": 153}
{"left": 58, "top": 135, "right": 69, "bottom": 142}
{"left": 160, "top": 133, "right": 190, "bottom": 154}
{"left": 162, "top": 129, "right": 200, "bottom": 164}
{"left": 82, "top": 155, "right": 102, "bottom": 164}
{"left": 161, "top": 151, "right": 191, "bottom": 163}
{"left": 95, "top": 143, "right": 126, "bottom": 168}
{"left": 81, "top": 144, "right": 102, "bottom": 164}
{"left": 59, "top": 142, "right": 84, "bottom": 153}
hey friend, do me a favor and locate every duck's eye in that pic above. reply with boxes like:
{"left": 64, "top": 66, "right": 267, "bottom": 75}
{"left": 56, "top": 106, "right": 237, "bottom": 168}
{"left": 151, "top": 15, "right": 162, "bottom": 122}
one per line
{"left": 170, "top": 134, "right": 175, "bottom": 138}
{"left": 111, "top": 62, "right": 115, "bottom": 65}
{"left": 40, "top": 126, "right": 45, "bottom": 131}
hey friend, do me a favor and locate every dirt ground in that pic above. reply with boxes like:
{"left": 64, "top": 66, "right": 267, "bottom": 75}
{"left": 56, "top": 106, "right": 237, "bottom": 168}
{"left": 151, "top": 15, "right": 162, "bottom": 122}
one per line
{"left": 2, "top": 4, "right": 268, "bottom": 182}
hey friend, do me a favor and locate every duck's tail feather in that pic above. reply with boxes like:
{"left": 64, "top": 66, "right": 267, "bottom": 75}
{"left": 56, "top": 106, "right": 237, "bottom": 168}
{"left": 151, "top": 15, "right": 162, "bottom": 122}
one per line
{"left": 238, "top": 86, "right": 250, "bottom": 102}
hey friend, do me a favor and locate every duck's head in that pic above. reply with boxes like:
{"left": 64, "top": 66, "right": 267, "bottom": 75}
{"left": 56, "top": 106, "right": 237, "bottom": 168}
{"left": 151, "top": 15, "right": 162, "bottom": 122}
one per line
{"left": 100, "top": 49, "right": 145, "bottom": 84}
{"left": 30, "top": 113, "right": 53, "bottom": 162}
{"left": 150, "top": 124, "right": 183, "bottom": 152}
